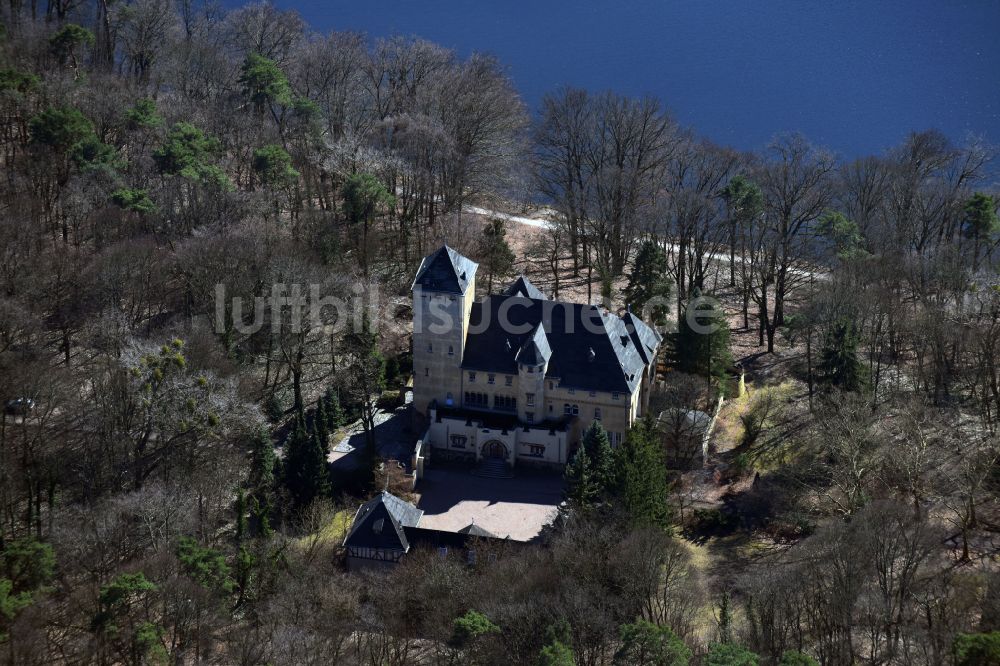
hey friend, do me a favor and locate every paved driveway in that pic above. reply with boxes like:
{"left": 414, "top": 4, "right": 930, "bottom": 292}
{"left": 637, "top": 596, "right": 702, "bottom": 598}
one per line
{"left": 415, "top": 467, "right": 564, "bottom": 541}
{"left": 329, "top": 404, "right": 415, "bottom": 470}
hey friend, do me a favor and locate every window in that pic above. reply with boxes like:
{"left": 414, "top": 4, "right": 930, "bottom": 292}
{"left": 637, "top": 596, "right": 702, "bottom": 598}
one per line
{"left": 594, "top": 407, "right": 602, "bottom": 420}
{"left": 438, "top": 547, "right": 449, "bottom": 558}
{"left": 469, "top": 372, "right": 476, "bottom": 383}
{"left": 549, "top": 405, "right": 553, "bottom": 413}
{"left": 527, "top": 366, "right": 534, "bottom": 373}
{"left": 564, "top": 403, "right": 571, "bottom": 415}
{"left": 446, "top": 392, "right": 453, "bottom": 405}
{"left": 448, "top": 345, "right": 454, "bottom": 356}
{"left": 526, "top": 444, "right": 545, "bottom": 457}
{"left": 589, "top": 390, "right": 596, "bottom": 397}
{"left": 427, "top": 343, "right": 433, "bottom": 352}
{"left": 450, "top": 434, "right": 467, "bottom": 449}
{"left": 526, "top": 393, "right": 535, "bottom": 406}
{"left": 612, "top": 392, "right": 620, "bottom": 400}
{"left": 465, "top": 392, "right": 489, "bottom": 408}
{"left": 526, "top": 412, "right": 534, "bottom": 424}
{"left": 610, "top": 432, "right": 623, "bottom": 446}
{"left": 424, "top": 367, "right": 429, "bottom": 377}
{"left": 505, "top": 375, "right": 512, "bottom": 386}
{"left": 549, "top": 382, "right": 554, "bottom": 390}
{"left": 493, "top": 395, "right": 516, "bottom": 412}
{"left": 572, "top": 404, "right": 579, "bottom": 415}
{"left": 568, "top": 388, "right": 575, "bottom": 395}
{"left": 488, "top": 374, "right": 496, "bottom": 385}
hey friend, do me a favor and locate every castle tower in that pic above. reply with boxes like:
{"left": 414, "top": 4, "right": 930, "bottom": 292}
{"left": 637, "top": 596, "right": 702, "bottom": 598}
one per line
{"left": 411, "top": 245, "right": 478, "bottom": 417}
{"left": 515, "top": 324, "right": 550, "bottom": 425}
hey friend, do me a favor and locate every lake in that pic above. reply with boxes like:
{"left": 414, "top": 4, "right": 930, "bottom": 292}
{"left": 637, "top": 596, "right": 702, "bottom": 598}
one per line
{"left": 253, "top": 0, "right": 999, "bottom": 160}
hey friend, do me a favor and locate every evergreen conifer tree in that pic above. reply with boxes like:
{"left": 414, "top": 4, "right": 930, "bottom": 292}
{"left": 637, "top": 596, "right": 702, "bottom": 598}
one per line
{"left": 673, "top": 293, "right": 733, "bottom": 390}
{"left": 582, "top": 421, "right": 615, "bottom": 495}
{"left": 314, "top": 399, "right": 330, "bottom": 456}
{"left": 615, "top": 419, "right": 672, "bottom": 529}
{"left": 624, "top": 240, "right": 672, "bottom": 325}
{"left": 564, "top": 445, "right": 598, "bottom": 508}
{"left": 818, "top": 318, "right": 868, "bottom": 392}
{"left": 282, "top": 420, "right": 330, "bottom": 512}
{"left": 248, "top": 429, "right": 276, "bottom": 536}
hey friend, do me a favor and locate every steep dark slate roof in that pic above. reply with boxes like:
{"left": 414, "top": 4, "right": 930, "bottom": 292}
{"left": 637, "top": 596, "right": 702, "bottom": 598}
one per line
{"left": 461, "top": 296, "right": 655, "bottom": 393}
{"left": 514, "top": 324, "right": 552, "bottom": 366}
{"left": 503, "top": 275, "right": 546, "bottom": 300}
{"left": 623, "top": 311, "right": 663, "bottom": 366}
{"left": 343, "top": 492, "right": 423, "bottom": 552}
{"left": 412, "top": 245, "right": 478, "bottom": 295}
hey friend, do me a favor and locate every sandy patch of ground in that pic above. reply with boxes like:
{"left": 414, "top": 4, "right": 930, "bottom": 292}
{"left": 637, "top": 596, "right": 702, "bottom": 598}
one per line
{"left": 414, "top": 467, "right": 564, "bottom": 541}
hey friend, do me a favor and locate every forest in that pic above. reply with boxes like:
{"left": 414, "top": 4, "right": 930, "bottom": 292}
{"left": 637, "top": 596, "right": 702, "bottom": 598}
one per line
{"left": 0, "top": 0, "right": 998, "bottom": 664}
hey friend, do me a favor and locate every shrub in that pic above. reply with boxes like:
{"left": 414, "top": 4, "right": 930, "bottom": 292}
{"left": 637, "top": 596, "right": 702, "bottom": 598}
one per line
{"left": 954, "top": 632, "right": 1000, "bottom": 666}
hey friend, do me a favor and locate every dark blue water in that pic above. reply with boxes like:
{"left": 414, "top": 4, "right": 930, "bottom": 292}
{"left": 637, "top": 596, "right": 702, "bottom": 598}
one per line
{"left": 261, "top": 0, "right": 1000, "bottom": 160}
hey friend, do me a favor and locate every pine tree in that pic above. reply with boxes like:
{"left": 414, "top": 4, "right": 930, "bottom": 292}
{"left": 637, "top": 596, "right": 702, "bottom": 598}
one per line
{"left": 615, "top": 419, "right": 672, "bottom": 529}
{"left": 249, "top": 429, "right": 275, "bottom": 491}
{"left": 314, "top": 399, "right": 330, "bottom": 456}
{"left": 624, "top": 240, "right": 672, "bottom": 325}
{"left": 615, "top": 619, "right": 691, "bottom": 665}
{"left": 537, "top": 641, "right": 575, "bottom": 666}
{"left": 248, "top": 429, "right": 276, "bottom": 537}
{"left": 582, "top": 421, "right": 615, "bottom": 495}
{"left": 477, "top": 218, "right": 516, "bottom": 292}
{"left": 282, "top": 420, "right": 330, "bottom": 512}
{"left": 818, "top": 318, "right": 868, "bottom": 392}
{"left": 323, "top": 388, "right": 344, "bottom": 430}
{"left": 673, "top": 293, "right": 733, "bottom": 389}
{"left": 564, "top": 445, "right": 598, "bottom": 508}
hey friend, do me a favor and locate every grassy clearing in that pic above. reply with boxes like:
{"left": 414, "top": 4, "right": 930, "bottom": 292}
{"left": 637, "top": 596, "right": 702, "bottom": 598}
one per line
{"left": 293, "top": 509, "right": 355, "bottom": 551}
{"left": 714, "top": 380, "right": 803, "bottom": 470}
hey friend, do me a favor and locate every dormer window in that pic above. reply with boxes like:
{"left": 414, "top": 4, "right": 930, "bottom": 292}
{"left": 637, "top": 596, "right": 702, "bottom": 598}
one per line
{"left": 488, "top": 374, "right": 496, "bottom": 385}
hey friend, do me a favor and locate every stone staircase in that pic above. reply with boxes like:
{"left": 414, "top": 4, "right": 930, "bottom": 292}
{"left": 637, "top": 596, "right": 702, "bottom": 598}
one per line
{"left": 474, "top": 458, "right": 513, "bottom": 479}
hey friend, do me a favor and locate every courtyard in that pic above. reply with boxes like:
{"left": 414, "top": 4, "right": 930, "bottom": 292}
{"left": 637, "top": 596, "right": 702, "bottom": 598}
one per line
{"left": 414, "top": 466, "right": 565, "bottom": 541}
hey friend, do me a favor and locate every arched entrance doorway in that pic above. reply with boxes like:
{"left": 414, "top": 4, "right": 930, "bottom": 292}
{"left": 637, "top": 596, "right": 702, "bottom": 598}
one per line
{"left": 482, "top": 440, "right": 508, "bottom": 460}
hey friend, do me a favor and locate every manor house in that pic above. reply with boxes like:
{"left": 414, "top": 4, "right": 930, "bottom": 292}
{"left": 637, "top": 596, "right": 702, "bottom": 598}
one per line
{"left": 411, "top": 245, "right": 662, "bottom": 470}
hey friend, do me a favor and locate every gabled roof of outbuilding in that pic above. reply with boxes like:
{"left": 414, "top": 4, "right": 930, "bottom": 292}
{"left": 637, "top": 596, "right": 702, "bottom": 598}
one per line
{"left": 503, "top": 275, "right": 546, "bottom": 300}
{"left": 412, "top": 245, "right": 478, "bottom": 295}
{"left": 343, "top": 491, "right": 424, "bottom": 552}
